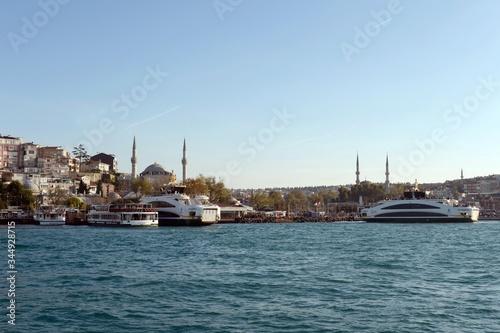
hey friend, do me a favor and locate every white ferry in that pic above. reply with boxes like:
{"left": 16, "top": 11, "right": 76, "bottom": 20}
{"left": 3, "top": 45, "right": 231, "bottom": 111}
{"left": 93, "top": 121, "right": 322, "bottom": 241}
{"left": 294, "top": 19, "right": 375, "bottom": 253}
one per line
{"left": 87, "top": 203, "right": 158, "bottom": 227}
{"left": 361, "top": 182, "right": 479, "bottom": 223}
{"left": 139, "top": 185, "right": 220, "bottom": 226}
{"left": 34, "top": 205, "right": 66, "bottom": 226}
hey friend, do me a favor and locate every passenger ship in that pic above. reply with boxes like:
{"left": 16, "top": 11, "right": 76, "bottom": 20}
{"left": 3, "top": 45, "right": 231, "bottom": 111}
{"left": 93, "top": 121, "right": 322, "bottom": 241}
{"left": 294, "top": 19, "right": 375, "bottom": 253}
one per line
{"left": 139, "top": 185, "right": 220, "bottom": 226}
{"left": 87, "top": 203, "right": 158, "bottom": 227}
{"left": 361, "top": 182, "right": 479, "bottom": 223}
{"left": 34, "top": 205, "right": 66, "bottom": 226}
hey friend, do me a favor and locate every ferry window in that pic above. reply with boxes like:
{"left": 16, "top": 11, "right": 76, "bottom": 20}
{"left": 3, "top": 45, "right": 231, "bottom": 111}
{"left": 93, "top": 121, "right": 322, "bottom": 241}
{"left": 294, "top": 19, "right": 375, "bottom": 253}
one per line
{"left": 151, "top": 201, "right": 176, "bottom": 208}
{"left": 381, "top": 203, "right": 439, "bottom": 210}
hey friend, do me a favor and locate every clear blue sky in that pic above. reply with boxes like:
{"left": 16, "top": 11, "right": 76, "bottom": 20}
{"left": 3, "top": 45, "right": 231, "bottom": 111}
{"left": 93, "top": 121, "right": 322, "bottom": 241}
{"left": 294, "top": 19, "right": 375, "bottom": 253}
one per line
{"left": 1, "top": 0, "right": 499, "bottom": 189}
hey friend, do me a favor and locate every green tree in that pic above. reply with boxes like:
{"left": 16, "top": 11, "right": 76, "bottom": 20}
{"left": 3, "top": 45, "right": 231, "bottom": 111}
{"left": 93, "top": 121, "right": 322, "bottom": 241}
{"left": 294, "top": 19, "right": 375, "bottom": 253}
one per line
{"left": 319, "top": 189, "right": 338, "bottom": 205}
{"left": 205, "top": 176, "right": 232, "bottom": 204}
{"left": 251, "top": 192, "right": 270, "bottom": 210}
{"left": 77, "top": 181, "right": 89, "bottom": 195}
{"left": 5, "top": 180, "right": 35, "bottom": 210}
{"left": 113, "top": 178, "right": 122, "bottom": 192}
{"left": 67, "top": 197, "right": 84, "bottom": 209}
{"left": 72, "top": 144, "right": 90, "bottom": 172}
{"left": 184, "top": 175, "right": 209, "bottom": 196}
{"left": 96, "top": 179, "right": 103, "bottom": 196}
{"left": 285, "top": 189, "right": 307, "bottom": 212}
{"left": 337, "top": 186, "right": 351, "bottom": 202}
{"left": 268, "top": 191, "right": 286, "bottom": 210}
{"left": 308, "top": 193, "right": 322, "bottom": 208}
{"left": 350, "top": 183, "right": 386, "bottom": 204}
{"left": 388, "top": 183, "right": 405, "bottom": 199}
{"left": 132, "top": 178, "right": 153, "bottom": 198}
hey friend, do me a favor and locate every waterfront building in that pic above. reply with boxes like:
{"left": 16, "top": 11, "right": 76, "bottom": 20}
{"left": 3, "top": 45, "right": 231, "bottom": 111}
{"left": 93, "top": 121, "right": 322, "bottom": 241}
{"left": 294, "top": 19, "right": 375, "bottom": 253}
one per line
{"left": 37, "top": 146, "right": 71, "bottom": 177}
{"left": 12, "top": 172, "right": 75, "bottom": 196}
{"left": 0, "top": 135, "right": 23, "bottom": 171}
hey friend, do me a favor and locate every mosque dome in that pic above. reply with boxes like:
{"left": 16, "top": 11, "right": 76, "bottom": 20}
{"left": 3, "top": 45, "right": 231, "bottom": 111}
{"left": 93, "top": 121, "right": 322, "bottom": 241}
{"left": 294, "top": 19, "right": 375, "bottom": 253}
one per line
{"left": 24, "top": 181, "right": 40, "bottom": 193}
{"left": 108, "top": 192, "right": 121, "bottom": 201}
{"left": 142, "top": 163, "right": 169, "bottom": 175}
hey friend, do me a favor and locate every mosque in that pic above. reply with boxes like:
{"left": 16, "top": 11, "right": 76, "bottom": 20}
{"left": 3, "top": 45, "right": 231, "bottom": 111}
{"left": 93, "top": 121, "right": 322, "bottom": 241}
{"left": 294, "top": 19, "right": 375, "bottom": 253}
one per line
{"left": 130, "top": 136, "right": 187, "bottom": 185}
{"left": 355, "top": 152, "right": 391, "bottom": 192}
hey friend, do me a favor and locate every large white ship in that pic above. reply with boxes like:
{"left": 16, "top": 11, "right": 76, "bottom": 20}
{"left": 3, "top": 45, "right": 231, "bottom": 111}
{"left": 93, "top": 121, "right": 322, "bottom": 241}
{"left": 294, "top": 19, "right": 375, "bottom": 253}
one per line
{"left": 87, "top": 203, "right": 158, "bottom": 227}
{"left": 361, "top": 182, "right": 479, "bottom": 223}
{"left": 139, "top": 185, "right": 220, "bottom": 226}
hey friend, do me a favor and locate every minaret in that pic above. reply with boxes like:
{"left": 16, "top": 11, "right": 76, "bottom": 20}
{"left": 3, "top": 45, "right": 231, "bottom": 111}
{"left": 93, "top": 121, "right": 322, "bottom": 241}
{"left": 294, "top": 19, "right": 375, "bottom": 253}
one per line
{"left": 131, "top": 136, "right": 137, "bottom": 179}
{"left": 355, "top": 152, "right": 360, "bottom": 185}
{"left": 461, "top": 168, "right": 464, "bottom": 180}
{"left": 181, "top": 138, "right": 187, "bottom": 184}
{"left": 385, "top": 154, "right": 390, "bottom": 192}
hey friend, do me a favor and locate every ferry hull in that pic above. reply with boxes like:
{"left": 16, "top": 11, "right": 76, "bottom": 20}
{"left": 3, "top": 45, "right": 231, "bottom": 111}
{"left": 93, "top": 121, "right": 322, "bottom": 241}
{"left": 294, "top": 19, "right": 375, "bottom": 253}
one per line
{"left": 156, "top": 209, "right": 219, "bottom": 226}
{"left": 158, "top": 217, "right": 217, "bottom": 227}
{"left": 363, "top": 217, "right": 476, "bottom": 223}
{"left": 37, "top": 220, "right": 66, "bottom": 226}
{"left": 88, "top": 221, "right": 158, "bottom": 227}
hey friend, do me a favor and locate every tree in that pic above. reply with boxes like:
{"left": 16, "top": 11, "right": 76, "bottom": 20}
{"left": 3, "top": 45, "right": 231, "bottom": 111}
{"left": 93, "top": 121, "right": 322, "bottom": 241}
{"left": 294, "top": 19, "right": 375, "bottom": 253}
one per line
{"left": 77, "top": 181, "right": 89, "bottom": 195}
{"left": 337, "top": 186, "right": 351, "bottom": 202}
{"left": 96, "top": 179, "right": 103, "bottom": 196}
{"left": 205, "top": 176, "right": 232, "bottom": 204}
{"left": 72, "top": 144, "right": 90, "bottom": 172}
{"left": 308, "top": 193, "right": 322, "bottom": 208}
{"left": 350, "top": 183, "right": 386, "bottom": 204}
{"left": 113, "top": 178, "right": 122, "bottom": 192}
{"left": 268, "top": 191, "right": 286, "bottom": 210}
{"left": 147, "top": 176, "right": 171, "bottom": 195}
{"left": 131, "top": 178, "right": 153, "bottom": 198}
{"left": 285, "top": 189, "right": 307, "bottom": 212}
{"left": 46, "top": 186, "right": 68, "bottom": 205}
{"left": 388, "top": 183, "right": 405, "bottom": 199}
{"left": 5, "top": 180, "right": 35, "bottom": 210}
{"left": 251, "top": 192, "right": 270, "bottom": 210}
{"left": 184, "top": 175, "right": 209, "bottom": 196}
{"left": 67, "top": 197, "right": 84, "bottom": 209}
{"left": 319, "top": 190, "right": 338, "bottom": 205}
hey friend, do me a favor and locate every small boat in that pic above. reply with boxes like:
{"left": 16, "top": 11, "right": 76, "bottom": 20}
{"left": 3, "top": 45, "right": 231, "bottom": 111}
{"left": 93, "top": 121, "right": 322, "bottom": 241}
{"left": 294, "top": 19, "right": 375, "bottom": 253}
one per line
{"left": 361, "top": 181, "right": 480, "bottom": 223}
{"left": 87, "top": 203, "right": 158, "bottom": 227}
{"left": 34, "top": 205, "right": 66, "bottom": 226}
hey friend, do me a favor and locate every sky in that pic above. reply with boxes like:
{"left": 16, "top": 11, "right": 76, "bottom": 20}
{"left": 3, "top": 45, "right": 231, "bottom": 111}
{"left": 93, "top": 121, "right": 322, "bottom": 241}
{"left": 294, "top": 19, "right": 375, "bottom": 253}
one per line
{"left": 1, "top": 0, "right": 499, "bottom": 189}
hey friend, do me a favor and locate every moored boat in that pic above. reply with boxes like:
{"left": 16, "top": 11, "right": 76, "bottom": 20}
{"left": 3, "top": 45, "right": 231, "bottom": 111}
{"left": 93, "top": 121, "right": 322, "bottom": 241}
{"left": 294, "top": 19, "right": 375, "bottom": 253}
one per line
{"left": 361, "top": 181, "right": 479, "bottom": 223}
{"left": 34, "top": 205, "right": 66, "bottom": 226}
{"left": 87, "top": 203, "right": 158, "bottom": 227}
{"left": 139, "top": 185, "right": 220, "bottom": 226}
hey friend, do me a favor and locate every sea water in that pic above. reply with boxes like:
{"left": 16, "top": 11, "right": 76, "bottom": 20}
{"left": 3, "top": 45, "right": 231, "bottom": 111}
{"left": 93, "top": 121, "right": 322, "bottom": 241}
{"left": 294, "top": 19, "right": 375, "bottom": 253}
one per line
{"left": 1, "top": 221, "right": 500, "bottom": 332}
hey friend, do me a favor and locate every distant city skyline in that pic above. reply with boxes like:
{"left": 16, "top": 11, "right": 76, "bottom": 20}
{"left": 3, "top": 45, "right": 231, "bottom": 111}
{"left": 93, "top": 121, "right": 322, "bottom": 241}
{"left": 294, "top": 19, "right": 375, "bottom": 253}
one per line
{"left": 2, "top": 1, "right": 499, "bottom": 188}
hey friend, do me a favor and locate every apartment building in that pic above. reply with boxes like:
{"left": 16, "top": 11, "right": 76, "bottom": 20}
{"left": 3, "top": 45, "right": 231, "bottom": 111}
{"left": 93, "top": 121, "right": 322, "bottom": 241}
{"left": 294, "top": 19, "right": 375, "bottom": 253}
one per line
{"left": 0, "top": 135, "right": 23, "bottom": 171}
